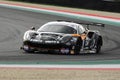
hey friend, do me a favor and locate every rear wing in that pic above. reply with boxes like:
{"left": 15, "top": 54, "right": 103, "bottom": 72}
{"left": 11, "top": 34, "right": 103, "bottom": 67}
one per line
{"left": 57, "top": 20, "right": 105, "bottom": 29}
{"left": 79, "top": 22, "right": 105, "bottom": 30}
{"left": 80, "top": 23, "right": 105, "bottom": 27}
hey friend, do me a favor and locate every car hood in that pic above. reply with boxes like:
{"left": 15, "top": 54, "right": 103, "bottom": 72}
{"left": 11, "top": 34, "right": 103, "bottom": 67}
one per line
{"left": 36, "top": 32, "right": 64, "bottom": 41}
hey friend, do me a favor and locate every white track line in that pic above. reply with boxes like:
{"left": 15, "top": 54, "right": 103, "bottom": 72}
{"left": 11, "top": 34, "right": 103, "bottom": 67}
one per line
{"left": 0, "top": 64, "right": 120, "bottom": 69}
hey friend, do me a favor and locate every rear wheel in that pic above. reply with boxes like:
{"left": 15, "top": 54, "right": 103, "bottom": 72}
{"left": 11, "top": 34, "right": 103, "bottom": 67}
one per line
{"left": 96, "top": 43, "right": 101, "bottom": 53}
{"left": 96, "top": 37, "right": 102, "bottom": 54}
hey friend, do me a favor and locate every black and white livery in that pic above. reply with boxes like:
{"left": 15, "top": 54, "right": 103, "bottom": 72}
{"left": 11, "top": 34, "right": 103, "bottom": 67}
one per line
{"left": 21, "top": 20, "right": 104, "bottom": 54}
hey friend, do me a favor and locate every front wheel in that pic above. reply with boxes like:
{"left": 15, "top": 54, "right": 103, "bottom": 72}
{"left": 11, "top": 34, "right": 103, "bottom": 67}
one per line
{"left": 73, "top": 37, "right": 82, "bottom": 55}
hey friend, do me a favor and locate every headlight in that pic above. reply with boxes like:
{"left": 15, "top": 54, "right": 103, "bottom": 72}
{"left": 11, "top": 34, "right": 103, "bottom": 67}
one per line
{"left": 23, "top": 31, "right": 31, "bottom": 41}
{"left": 23, "top": 30, "right": 38, "bottom": 41}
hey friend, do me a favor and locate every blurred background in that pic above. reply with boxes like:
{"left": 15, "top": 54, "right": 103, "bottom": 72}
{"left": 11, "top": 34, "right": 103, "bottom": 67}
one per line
{"left": 9, "top": 0, "right": 120, "bottom": 12}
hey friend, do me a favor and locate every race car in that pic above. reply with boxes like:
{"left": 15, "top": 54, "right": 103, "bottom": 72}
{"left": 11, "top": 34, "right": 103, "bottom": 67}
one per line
{"left": 21, "top": 20, "right": 104, "bottom": 54}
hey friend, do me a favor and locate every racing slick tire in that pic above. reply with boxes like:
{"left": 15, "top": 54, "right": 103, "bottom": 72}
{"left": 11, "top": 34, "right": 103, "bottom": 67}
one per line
{"left": 74, "top": 37, "right": 82, "bottom": 55}
{"left": 96, "top": 36, "right": 103, "bottom": 54}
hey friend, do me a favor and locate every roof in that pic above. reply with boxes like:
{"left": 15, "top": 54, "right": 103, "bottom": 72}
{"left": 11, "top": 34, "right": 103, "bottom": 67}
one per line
{"left": 42, "top": 21, "right": 84, "bottom": 30}
{"left": 37, "top": 21, "right": 86, "bottom": 34}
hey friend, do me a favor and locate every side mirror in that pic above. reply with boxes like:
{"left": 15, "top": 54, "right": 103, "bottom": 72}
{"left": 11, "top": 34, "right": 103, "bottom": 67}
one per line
{"left": 31, "top": 27, "right": 35, "bottom": 30}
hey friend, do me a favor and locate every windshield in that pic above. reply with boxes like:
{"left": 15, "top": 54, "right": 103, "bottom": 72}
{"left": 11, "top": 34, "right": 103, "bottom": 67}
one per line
{"left": 38, "top": 24, "right": 77, "bottom": 34}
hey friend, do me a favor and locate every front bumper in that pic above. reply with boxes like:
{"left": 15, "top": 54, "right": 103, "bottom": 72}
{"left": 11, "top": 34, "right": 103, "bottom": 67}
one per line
{"left": 24, "top": 40, "right": 71, "bottom": 49}
{"left": 23, "top": 40, "right": 73, "bottom": 54}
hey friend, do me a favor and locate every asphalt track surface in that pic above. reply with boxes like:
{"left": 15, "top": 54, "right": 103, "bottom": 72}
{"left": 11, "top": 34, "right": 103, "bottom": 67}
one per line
{"left": 0, "top": 7, "right": 120, "bottom": 63}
